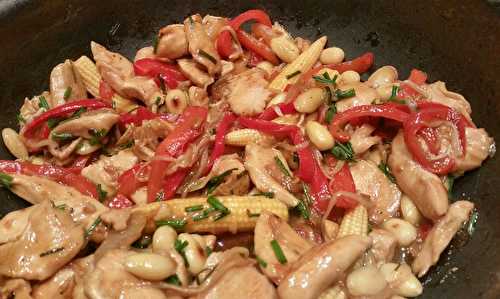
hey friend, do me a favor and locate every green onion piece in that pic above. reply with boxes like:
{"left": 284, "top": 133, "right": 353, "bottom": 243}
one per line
{"left": 199, "top": 49, "right": 217, "bottom": 64}
{"left": 252, "top": 192, "right": 275, "bottom": 198}
{"left": 335, "top": 88, "right": 356, "bottom": 99}
{"left": 38, "top": 96, "right": 50, "bottom": 110}
{"left": 47, "top": 118, "right": 62, "bottom": 129}
{"left": 152, "top": 35, "right": 159, "bottom": 54}
{"left": 324, "top": 86, "right": 333, "bottom": 103}
{"left": 118, "top": 139, "right": 134, "bottom": 149}
{"left": 286, "top": 70, "right": 301, "bottom": 80}
{"left": 325, "top": 103, "right": 337, "bottom": 124}
{"left": 295, "top": 200, "right": 310, "bottom": 220}
{"left": 446, "top": 175, "right": 455, "bottom": 198}
{"left": 192, "top": 210, "right": 211, "bottom": 222}
{"left": 89, "top": 129, "right": 107, "bottom": 145}
{"left": 63, "top": 87, "right": 72, "bottom": 100}
{"left": 156, "top": 219, "right": 187, "bottom": 230}
{"left": 16, "top": 113, "right": 26, "bottom": 124}
{"left": 206, "top": 168, "right": 237, "bottom": 194}
{"left": 274, "top": 156, "right": 291, "bottom": 177}
{"left": 213, "top": 211, "right": 229, "bottom": 221}
{"left": 97, "top": 184, "right": 107, "bottom": 202}
{"left": 270, "top": 240, "right": 287, "bottom": 264}
{"left": 313, "top": 72, "right": 338, "bottom": 85}
{"left": 246, "top": 209, "right": 261, "bottom": 218}
{"left": 157, "top": 75, "right": 166, "bottom": 92}
{"left": 467, "top": 210, "right": 479, "bottom": 236}
{"left": 205, "top": 246, "right": 213, "bottom": 256}
{"left": 0, "top": 172, "right": 13, "bottom": 188}
{"left": 132, "top": 235, "right": 152, "bottom": 249}
{"left": 185, "top": 204, "right": 204, "bottom": 212}
{"left": 390, "top": 85, "right": 399, "bottom": 100}
{"left": 155, "top": 191, "right": 165, "bottom": 202}
{"left": 155, "top": 96, "right": 162, "bottom": 106}
{"left": 207, "top": 195, "right": 229, "bottom": 213}
{"left": 174, "top": 239, "right": 190, "bottom": 266}
{"left": 331, "top": 141, "right": 355, "bottom": 161}
{"left": 165, "top": 274, "right": 181, "bottom": 285}
{"left": 256, "top": 256, "right": 268, "bottom": 268}
{"left": 378, "top": 162, "right": 396, "bottom": 183}
{"left": 39, "top": 247, "right": 64, "bottom": 257}
{"left": 55, "top": 203, "right": 67, "bottom": 210}
{"left": 51, "top": 132, "right": 74, "bottom": 142}
{"left": 84, "top": 217, "right": 102, "bottom": 238}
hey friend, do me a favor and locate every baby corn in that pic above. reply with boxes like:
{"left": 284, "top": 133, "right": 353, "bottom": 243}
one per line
{"left": 337, "top": 205, "right": 368, "bottom": 238}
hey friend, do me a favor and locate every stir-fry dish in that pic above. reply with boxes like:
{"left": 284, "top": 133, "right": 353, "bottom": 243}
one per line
{"left": 0, "top": 9, "right": 495, "bottom": 299}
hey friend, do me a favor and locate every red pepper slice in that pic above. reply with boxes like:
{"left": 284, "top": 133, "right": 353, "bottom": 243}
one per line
{"left": 134, "top": 58, "right": 187, "bottom": 89}
{"left": 117, "top": 163, "right": 150, "bottom": 197}
{"left": 258, "top": 102, "right": 296, "bottom": 121}
{"left": 119, "top": 106, "right": 157, "bottom": 128}
{"left": 408, "top": 69, "right": 428, "bottom": 85}
{"left": 99, "top": 80, "right": 115, "bottom": 101}
{"left": 162, "top": 168, "right": 189, "bottom": 200}
{"left": 236, "top": 30, "right": 280, "bottom": 65}
{"left": 147, "top": 107, "right": 208, "bottom": 202}
{"left": 251, "top": 23, "right": 278, "bottom": 44}
{"left": 216, "top": 31, "right": 235, "bottom": 59}
{"left": 206, "top": 113, "right": 237, "bottom": 173}
{"left": 108, "top": 194, "right": 134, "bottom": 209}
{"left": 229, "top": 9, "right": 272, "bottom": 29}
{"left": 403, "top": 102, "right": 471, "bottom": 175}
{"left": 22, "top": 99, "right": 110, "bottom": 138}
{"left": 327, "top": 52, "right": 374, "bottom": 74}
{"left": 0, "top": 160, "right": 98, "bottom": 199}
{"left": 329, "top": 104, "right": 410, "bottom": 142}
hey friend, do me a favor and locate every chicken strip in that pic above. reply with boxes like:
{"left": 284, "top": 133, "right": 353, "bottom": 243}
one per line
{"left": 50, "top": 59, "right": 87, "bottom": 107}
{"left": 51, "top": 108, "right": 119, "bottom": 139}
{"left": 184, "top": 14, "right": 221, "bottom": 75}
{"left": 454, "top": 127, "right": 494, "bottom": 173}
{"left": 335, "top": 83, "right": 378, "bottom": 113}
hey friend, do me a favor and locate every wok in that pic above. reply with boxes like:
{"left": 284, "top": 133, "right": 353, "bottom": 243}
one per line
{"left": 0, "top": 0, "right": 498, "bottom": 298}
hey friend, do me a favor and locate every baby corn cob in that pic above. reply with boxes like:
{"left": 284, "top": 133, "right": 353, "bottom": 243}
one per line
{"left": 133, "top": 195, "right": 288, "bottom": 234}
{"left": 74, "top": 56, "right": 138, "bottom": 113}
{"left": 337, "top": 205, "right": 368, "bottom": 238}
{"left": 318, "top": 286, "right": 346, "bottom": 299}
{"left": 268, "top": 36, "right": 327, "bottom": 91}
{"left": 225, "top": 129, "right": 267, "bottom": 147}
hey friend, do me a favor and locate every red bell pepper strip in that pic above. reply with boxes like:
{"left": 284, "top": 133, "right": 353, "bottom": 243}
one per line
{"left": 328, "top": 163, "right": 358, "bottom": 209}
{"left": 162, "top": 168, "right": 189, "bottom": 200}
{"left": 397, "top": 68, "right": 428, "bottom": 100}
{"left": 403, "top": 102, "right": 472, "bottom": 175}
{"left": 99, "top": 80, "right": 115, "bottom": 101}
{"left": 327, "top": 52, "right": 374, "bottom": 74}
{"left": 119, "top": 106, "right": 157, "bottom": 128}
{"left": 329, "top": 104, "right": 410, "bottom": 142}
{"left": 259, "top": 102, "right": 296, "bottom": 121}
{"left": 206, "top": 113, "right": 237, "bottom": 173}
{"left": 22, "top": 99, "right": 110, "bottom": 138}
{"left": 117, "top": 163, "right": 150, "bottom": 197}
{"left": 134, "top": 58, "right": 187, "bottom": 89}
{"left": 216, "top": 31, "right": 235, "bottom": 59}
{"left": 408, "top": 69, "right": 428, "bottom": 85}
{"left": 0, "top": 160, "right": 98, "bottom": 199}
{"left": 147, "top": 107, "right": 208, "bottom": 202}
{"left": 108, "top": 194, "right": 134, "bottom": 209}
{"left": 236, "top": 30, "right": 280, "bottom": 65}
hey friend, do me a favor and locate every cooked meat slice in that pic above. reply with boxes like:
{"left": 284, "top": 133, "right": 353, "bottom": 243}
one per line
{"left": 244, "top": 144, "right": 299, "bottom": 207}
{"left": 192, "top": 266, "right": 277, "bottom": 299}
{"left": 156, "top": 24, "right": 188, "bottom": 60}
{"left": 369, "top": 228, "right": 398, "bottom": 263}
{"left": 1, "top": 279, "right": 33, "bottom": 299}
{"left": 202, "top": 15, "right": 228, "bottom": 41}
{"left": 0, "top": 201, "right": 85, "bottom": 281}
{"left": 0, "top": 206, "right": 33, "bottom": 244}
{"left": 350, "top": 159, "right": 402, "bottom": 224}
{"left": 50, "top": 59, "right": 87, "bottom": 106}
{"left": 426, "top": 81, "right": 472, "bottom": 120}
{"left": 350, "top": 124, "right": 381, "bottom": 155}
{"left": 120, "top": 76, "right": 160, "bottom": 107}
{"left": 388, "top": 132, "right": 448, "bottom": 221}
{"left": 19, "top": 91, "right": 52, "bottom": 126}
{"left": 178, "top": 59, "right": 214, "bottom": 89}
{"left": 184, "top": 14, "right": 221, "bottom": 75}
{"left": 254, "top": 212, "right": 313, "bottom": 283}
{"left": 47, "top": 137, "right": 83, "bottom": 161}
{"left": 81, "top": 149, "right": 138, "bottom": 194}
{"left": 212, "top": 68, "right": 271, "bottom": 116}
{"left": 83, "top": 249, "right": 167, "bottom": 299}
{"left": 10, "top": 173, "right": 106, "bottom": 227}
{"left": 277, "top": 235, "right": 372, "bottom": 299}
{"left": 51, "top": 108, "right": 119, "bottom": 139}
{"left": 335, "top": 83, "right": 378, "bottom": 113}
{"left": 454, "top": 127, "right": 494, "bottom": 173}
{"left": 412, "top": 200, "right": 474, "bottom": 277}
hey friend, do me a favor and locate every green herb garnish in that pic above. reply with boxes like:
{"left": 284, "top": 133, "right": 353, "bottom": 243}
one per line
{"left": 295, "top": 200, "right": 310, "bottom": 220}
{"left": 207, "top": 195, "right": 229, "bottom": 214}
{"left": 256, "top": 256, "right": 268, "bottom": 268}
{"left": 270, "top": 240, "right": 287, "bottom": 264}
{"left": 47, "top": 118, "right": 62, "bottom": 129}
{"left": 0, "top": 172, "right": 13, "bottom": 188}
{"left": 157, "top": 75, "right": 166, "bottom": 92}
{"left": 252, "top": 192, "right": 275, "bottom": 198}
{"left": 132, "top": 235, "right": 152, "bottom": 249}
{"left": 63, "top": 87, "right": 72, "bottom": 100}
{"left": 199, "top": 49, "right": 217, "bottom": 64}
{"left": 274, "top": 156, "right": 291, "bottom": 177}
{"left": 156, "top": 219, "right": 187, "bottom": 230}
{"left": 38, "top": 95, "right": 50, "bottom": 110}
{"left": 446, "top": 175, "right": 455, "bottom": 198}
{"left": 213, "top": 211, "right": 229, "bottom": 221}
{"left": 84, "top": 217, "right": 102, "bottom": 238}
{"left": 156, "top": 191, "right": 165, "bottom": 202}
{"left": 378, "top": 162, "right": 396, "bottom": 183}
{"left": 185, "top": 204, "right": 204, "bottom": 212}
{"left": 325, "top": 103, "right": 337, "bottom": 124}
{"left": 286, "top": 70, "right": 301, "bottom": 80}
{"left": 165, "top": 274, "right": 181, "bottom": 286}
{"left": 205, "top": 246, "right": 213, "bottom": 256}
{"left": 97, "top": 184, "right": 107, "bottom": 202}
{"left": 40, "top": 247, "right": 64, "bottom": 257}
{"left": 206, "top": 168, "right": 237, "bottom": 194}
{"left": 118, "top": 139, "right": 134, "bottom": 149}
{"left": 246, "top": 209, "right": 261, "bottom": 218}
{"left": 175, "top": 239, "right": 189, "bottom": 266}
{"left": 55, "top": 203, "right": 67, "bottom": 210}
{"left": 152, "top": 35, "right": 159, "bottom": 54}
{"left": 313, "top": 72, "right": 338, "bottom": 85}
{"left": 467, "top": 210, "right": 479, "bottom": 236}
{"left": 331, "top": 141, "right": 355, "bottom": 161}
{"left": 89, "top": 129, "right": 107, "bottom": 145}
{"left": 335, "top": 88, "right": 356, "bottom": 99}
{"left": 51, "top": 132, "right": 74, "bottom": 142}
{"left": 192, "top": 209, "right": 212, "bottom": 221}
{"left": 16, "top": 113, "right": 26, "bottom": 124}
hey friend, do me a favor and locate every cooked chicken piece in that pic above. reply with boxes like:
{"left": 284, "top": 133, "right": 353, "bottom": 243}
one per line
{"left": 350, "top": 124, "right": 381, "bottom": 155}
{"left": 369, "top": 228, "right": 398, "bottom": 263}
{"left": 47, "top": 137, "right": 83, "bottom": 161}
{"left": 412, "top": 200, "right": 474, "bottom": 277}
{"left": 454, "top": 127, "right": 494, "bottom": 173}
{"left": 184, "top": 14, "right": 221, "bottom": 75}
{"left": 254, "top": 212, "right": 313, "bottom": 283}
{"left": 426, "top": 81, "right": 472, "bottom": 120}
{"left": 32, "top": 255, "right": 93, "bottom": 299}
{"left": 83, "top": 249, "right": 167, "bottom": 299}
{"left": 178, "top": 59, "right": 214, "bottom": 89}
{"left": 157, "top": 24, "right": 188, "bottom": 60}
{"left": 50, "top": 59, "right": 87, "bottom": 106}
{"left": 81, "top": 149, "right": 138, "bottom": 194}
{"left": 388, "top": 132, "right": 448, "bottom": 221}
{"left": 10, "top": 173, "right": 107, "bottom": 227}
{"left": 19, "top": 91, "right": 52, "bottom": 126}
{"left": 192, "top": 266, "right": 277, "bottom": 299}
{"left": 350, "top": 159, "right": 402, "bottom": 224}
{"left": 0, "top": 206, "right": 33, "bottom": 244}
{"left": 202, "top": 15, "right": 228, "bottom": 41}
{"left": 51, "top": 108, "right": 119, "bottom": 139}
{"left": 277, "top": 235, "right": 372, "bottom": 299}
{"left": 1, "top": 279, "right": 33, "bottom": 299}
{"left": 0, "top": 201, "right": 85, "bottom": 281}
{"left": 244, "top": 144, "right": 299, "bottom": 207}
{"left": 188, "top": 86, "right": 209, "bottom": 107}
{"left": 122, "top": 76, "right": 161, "bottom": 106}
{"left": 336, "top": 83, "right": 378, "bottom": 113}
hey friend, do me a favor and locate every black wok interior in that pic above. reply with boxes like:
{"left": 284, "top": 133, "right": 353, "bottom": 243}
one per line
{"left": 0, "top": 0, "right": 499, "bottom": 297}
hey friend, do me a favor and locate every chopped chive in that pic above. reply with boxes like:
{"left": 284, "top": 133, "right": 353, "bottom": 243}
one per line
{"left": 152, "top": 35, "right": 159, "bottom": 54}
{"left": 331, "top": 141, "right": 355, "bottom": 161}
{"left": 155, "top": 191, "right": 164, "bottom": 202}
{"left": 313, "top": 72, "right": 338, "bottom": 85}
{"left": 256, "top": 256, "right": 268, "bottom": 268}
{"left": 132, "top": 235, "right": 152, "bottom": 249}
{"left": 446, "top": 175, "right": 455, "bottom": 198}
{"left": 213, "top": 211, "right": 229, "bottom": 221}
{"left": 16, "top": 113, "right": 26, "bottom": 124}
{"left": 205, "top": 246, "right": 213, "bottom": 256}
{"left": 185, "top": 204, "right": 204, "bottom": 212}
{"left": 89, "top": 129, "right": 107, "bottom": 145}
{"left": 84, "top": 217, "right": 102, "bottom": 238}
{"left": 192, "top": 210, "right": 211, "bottom": 222}
{"left": 51, "top": 132, "right": 74, "bottom": 142}
{"left": 47, "top": 118, "right": 62, "bottom": 129}
{"left": 155, "top": 219, "right": 187, "bottom": 230}
{"left": 286, "top": 70, "right": 301, "bottom": 80}
{"left": 38, "top": 96, "right": 49, "bottom": 110}
{"left": 335, "top": 88, "right": 356, "bottom": 99}
{"left": 97, "top": 184, "right": 107, "bottom": 202}
{"left": 246, "top": 209, "right": 261, "bottom": 218}
{"left": 119, "top": 139, "right": 134, "bottom": 149}
{"left": 155, "top": 96, "right": 162, "bottom": 106}
{"left": 270, "top": 240, "right": 287, "bottom": 264}
{"left": 467, "top": 210, "right": 479, "bottom": 236}
{"left": 325, "top": 103, "right": 337, "bottom": 124}
{"left": 390, "top": 85, "right": 399, "bottom": 100}
{"left": 295, "top": 200, "right": 310, "bottom": 220}
{"left": 63, "top": 87, "right": 72, "bottom": 100}
{"left": 199, "top": 49, "right": 217, "bottom": 64}
{"left": 206, "top": 168, "right": 237, "bottom": 194}
{"left": 252, "top": 192, "right": 275, "bottom": 198}
{"left": 165, "top": 274, "right": 181, "bottom": 285}
{"left": 207, "top": 195, "right": 229, "bottom": 213}
{"left": 175, "top": 239, "right": 189, "bottom": 266}
{"left": 274, "top": 156, "right": 291, "bottom": 177}
{"left": 55, "top": 203, "right": 67, "bottom": 210}
{"left": 157, "top": 75, "right": 166, "bottom": 92}
{"left": 378, "top": 162, "right": 396, "bottom": 183}
{"left": 324, "top": 86, "right": 333, "bottom": 103}
{"left": 40, "top": 247, "right": 64, "bottom": 257}
{"left": 0, "top": 172, "right": 13, "bottom": 188}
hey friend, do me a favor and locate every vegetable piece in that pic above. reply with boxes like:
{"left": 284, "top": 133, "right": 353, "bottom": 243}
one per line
{"left": 162, "top": 168, "right": 189, "bottom": 200}
{"left": 185, "top": 205, "right": 204, "bottom": 212}
{"left": 0, "top": 172, "right": 13, "bottom": 188}
{"left": 224, "top": 128, "right": 266, "bottom": 147}
{"left": 84, "top": 217, "right": 102, "bottom": 238}
{"left": 258, "top": 101, "right": 296, "bottom": 121}
{"left": 270, "top": 240, "right": 287, "bottom": 264}
{"left": 408, "top": 69, "right": 428, "bottom": 85}
{"left": 206, "top": 113, "right": 237, "bottom": 173}
{"left": 117, "top": 163, "right": 149, "bottom": 197}
{"left": 327, "top": 52, "right": 374, "bottom": 74}
{"left": 133, "top": 195, "right": 288, "bottom": 233}
{"left": 21, "top": 99, "right": 110, "bottom": 138}
{"left": 236, "top": 30, "right": 279, "bottom": 65}
{"left": 97, "top": 184, "right": 107, "bottom": 201}
{"left": 206, "top": 168, "right": 237, "bottom": 194}
{"left": 268, "top": 36, "right": 327, "bottom": 91}
{"left": 119, "top": 106, "right": 157, "bottom": 127}
{"left": 108, "top": 194, "right": 134, "bottom": 209}
{"left": 156, "top": 219, "right": 187, "bottom": 230}
{"left": 329, "top": 103, "right": 410, "bottom": 143}
{"left": 216, "top": 31, "right": 235, "bottom": 59}
{"left": 337, "top": 205, "right": 368, "bottom": 238}
{"left": 274, "top": 156, "right": 291, "bottom": 177}
{"left": 133, "top": 58, "right": 187, "bottom": 89}
{"left": 38, "top": 96, "right": 50, "bottom": 110}
{"left": 335, "top": 88, "right": 356, "bottom": 99}
{"left": 74, "top": 55, "right": 138, "bottom": 112}
{"left": 378, "top": 162, "right": 396, "bottom": 183}
{"left": 312, "top": 72, "right": 338, "bottom": 85}
{"left": 99, "top": 79, "right": 115, "bottom": 101}
{"left": 331, "top": 141, "right": 355, "bottom": 161}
